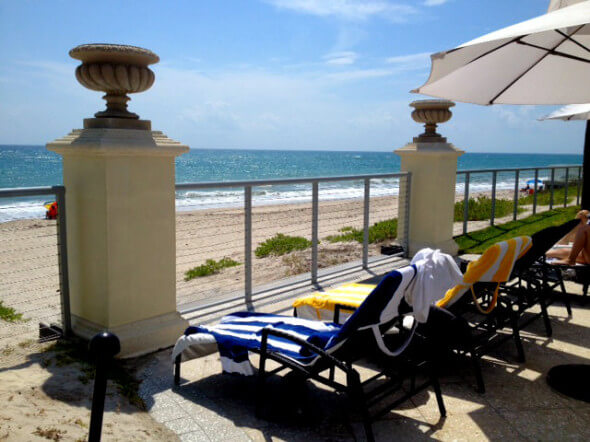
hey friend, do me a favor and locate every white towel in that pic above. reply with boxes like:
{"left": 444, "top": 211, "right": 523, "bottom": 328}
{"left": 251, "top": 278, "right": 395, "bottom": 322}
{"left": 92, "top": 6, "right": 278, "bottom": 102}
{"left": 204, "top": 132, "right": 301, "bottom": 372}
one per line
{"left": 407, "top": 248, "right": 463, "bottom": 322}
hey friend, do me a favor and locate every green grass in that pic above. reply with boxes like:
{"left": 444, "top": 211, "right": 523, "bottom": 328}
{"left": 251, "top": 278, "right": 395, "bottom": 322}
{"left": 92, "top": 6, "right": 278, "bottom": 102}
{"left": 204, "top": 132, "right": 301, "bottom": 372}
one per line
{"left": 519, "top": 184, "right": 578, "bottom": 207}
{"left": 0, "top": 300, "right": 23, "bottom": 323}
{"left": 255, "top": 234, "right": 312, "bottom": 258}
{"left": 184, "top": 257, "right": 240, "bottom": 281}
{"left": 455, "top": 206, "right": 579, "bottom": 254}
{"left": 325, "top": 218, "right": 398, "bottom": 244}
{"left": 454, "top": 196, "right": 522, "bottom": 222}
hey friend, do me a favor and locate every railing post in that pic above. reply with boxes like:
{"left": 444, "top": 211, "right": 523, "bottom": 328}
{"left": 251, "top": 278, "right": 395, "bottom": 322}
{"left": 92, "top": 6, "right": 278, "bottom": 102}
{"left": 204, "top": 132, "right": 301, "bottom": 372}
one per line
{"left": 550, "top": 168, "right": 555, "bottom": 210}
{"left": 577, "top": 166, "right": 582, "bottom": 206}
{"left": 463, "top": 172, "right": 470, "bottom": 235}
{"left": 564, "top": 168, "right": 570, "bottom": 207}
{"left": 513, "top": 169, "right": 520, "bottom": 221}
{"left": 88, "top": 332, "right": 120, "bottom": 442}
{"left": 362, "top": 179, "right": 370, "bottom": 269}
{"left": 54, "top": 186, "right": 72, "bottom": 337}
{"left": 533, "top": 169, "right": 539, "bottom": 215}
{"left": 490, "top": 171, "right": 497, "bottom": 226}
{"left": 244, "top": 186, "right": 253, "bottom": 310}
{"left": 311, "top": 182, "right": 319, "bottom": 286}
{"left": 403, "top": 173, "right": 411, "bottom": 257}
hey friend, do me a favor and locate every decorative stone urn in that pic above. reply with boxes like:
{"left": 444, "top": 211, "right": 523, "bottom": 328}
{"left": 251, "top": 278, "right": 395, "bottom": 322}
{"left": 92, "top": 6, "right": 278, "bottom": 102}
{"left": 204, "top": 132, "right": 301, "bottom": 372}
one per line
{"left": 410, "top": 99, "right": 455, "bottom": 142}
{"left": 69, "top": 44, "right": 159, "bottom": 129}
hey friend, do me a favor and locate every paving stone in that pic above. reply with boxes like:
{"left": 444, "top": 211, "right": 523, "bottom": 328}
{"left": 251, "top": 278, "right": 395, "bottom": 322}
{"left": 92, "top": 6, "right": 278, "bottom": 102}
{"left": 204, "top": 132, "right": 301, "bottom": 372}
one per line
{"left": 179, "top": 429, "right": 211, "bottom": 442}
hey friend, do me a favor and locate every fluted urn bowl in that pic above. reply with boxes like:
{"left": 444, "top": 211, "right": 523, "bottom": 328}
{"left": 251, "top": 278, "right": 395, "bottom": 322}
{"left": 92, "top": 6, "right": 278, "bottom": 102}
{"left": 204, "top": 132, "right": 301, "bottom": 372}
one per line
{"left": 70, "top": 44, "right": 160, "bottom": 119}
{"left": 410, "top": 99, "right": 455, "bottom": 140}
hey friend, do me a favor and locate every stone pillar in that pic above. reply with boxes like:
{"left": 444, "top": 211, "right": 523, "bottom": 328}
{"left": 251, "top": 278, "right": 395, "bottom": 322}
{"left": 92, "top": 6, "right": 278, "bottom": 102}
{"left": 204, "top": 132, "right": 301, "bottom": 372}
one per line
{"left": 395, "top": 100, "right": 464, "bottom": 256}
{"left": 47, "top": 44, "right": 189, "bottom": 357}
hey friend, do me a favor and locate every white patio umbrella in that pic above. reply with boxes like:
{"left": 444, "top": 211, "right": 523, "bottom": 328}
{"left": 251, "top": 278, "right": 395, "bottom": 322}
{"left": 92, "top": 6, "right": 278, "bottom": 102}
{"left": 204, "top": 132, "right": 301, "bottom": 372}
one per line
{"left": 541, "top": 104, "right": 590, "bottom": 206}
{"left": 547, "top": 0, "right": 586, "bottom": 12}
{"left": 412, "top": 1, "right": 590, "bottom": 105}
{"left": 542, "top": 103, "right": 590, "bottom": 120}
{"left": 413, "top": 1, "right": 590, "bottom": 207}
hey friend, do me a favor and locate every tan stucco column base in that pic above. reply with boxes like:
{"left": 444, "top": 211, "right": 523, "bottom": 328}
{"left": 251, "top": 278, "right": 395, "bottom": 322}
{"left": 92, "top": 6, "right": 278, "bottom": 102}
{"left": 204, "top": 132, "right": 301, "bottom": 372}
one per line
{"left": 395, "top": 141, "right": 464, "bottom": 257}
{"left": 71, "top": 312, "right": 186, "bottom": 358}
{"left": 47, "top": 126, "right": 189, "bottom": 357}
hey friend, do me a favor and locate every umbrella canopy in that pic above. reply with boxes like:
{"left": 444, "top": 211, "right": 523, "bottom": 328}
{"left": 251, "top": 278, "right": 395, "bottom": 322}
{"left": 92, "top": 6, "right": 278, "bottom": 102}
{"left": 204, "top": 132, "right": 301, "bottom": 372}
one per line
{"left": 548, "top": 0, "right": 586, "bottom": 12}
{"left": 542, "top": 103, "right": 590, "bottom": 120}
{"left": 526, "top": 178, "right": 544, "bottom": 185}
{"left": 412, "top": 1, "right": 590, "bottom": 105}
{"left": 541, "top": 103, "right": 590, "bottom": 207}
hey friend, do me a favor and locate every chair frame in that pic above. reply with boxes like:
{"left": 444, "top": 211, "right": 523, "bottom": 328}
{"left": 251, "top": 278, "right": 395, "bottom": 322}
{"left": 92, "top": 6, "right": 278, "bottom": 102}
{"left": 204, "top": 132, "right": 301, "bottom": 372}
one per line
{"left": 174, "top": 312, "right": 446, "bottom": 442}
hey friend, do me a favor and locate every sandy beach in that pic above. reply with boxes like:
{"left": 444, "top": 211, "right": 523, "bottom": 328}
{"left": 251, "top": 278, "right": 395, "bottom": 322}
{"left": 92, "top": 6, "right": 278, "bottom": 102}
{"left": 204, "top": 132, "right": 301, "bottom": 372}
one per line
{"left": 0, "top": 188, "right": 519, "bottom": 341}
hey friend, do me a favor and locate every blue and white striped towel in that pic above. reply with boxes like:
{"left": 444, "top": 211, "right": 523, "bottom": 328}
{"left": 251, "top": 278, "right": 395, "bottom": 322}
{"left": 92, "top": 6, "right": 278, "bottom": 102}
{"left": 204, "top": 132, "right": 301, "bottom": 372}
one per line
{"left": 172, "top": 265, "right": 417, "bottom": 375}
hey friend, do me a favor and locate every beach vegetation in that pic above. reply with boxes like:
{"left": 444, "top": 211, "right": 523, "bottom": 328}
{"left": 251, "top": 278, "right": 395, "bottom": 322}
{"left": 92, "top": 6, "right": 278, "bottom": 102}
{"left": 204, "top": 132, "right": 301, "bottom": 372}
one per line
{"left": 0, "top": 300, "right": 23, "bottom": 323}
{"left": 455, "top": 206, "right": 579, "bottom": 254}
{"left": 184, "top": 257, "right": 240, "bottom": 281}
{"left": 282, "top": 254, "right": 308, "bottom": 276}
{"left": 33, "top": 426, "right": 66, "bottom": 440}
{"left": 255, "top": 234, "right": 312, "bottom": 258}
{"left": 454, "top": 196, "right": 521, "bottom": 222}
{"left": 519, "top": 184, "right": 578, "bottom": 207}
{"left": 326, "top": 218, "right": 398, "bottom": 244}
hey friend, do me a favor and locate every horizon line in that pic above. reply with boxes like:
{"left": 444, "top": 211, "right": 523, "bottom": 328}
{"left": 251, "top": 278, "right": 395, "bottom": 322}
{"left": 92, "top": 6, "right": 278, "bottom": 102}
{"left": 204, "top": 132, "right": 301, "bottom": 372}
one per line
{"left": 0, "top": 143, "right": 583, "bottom": 156}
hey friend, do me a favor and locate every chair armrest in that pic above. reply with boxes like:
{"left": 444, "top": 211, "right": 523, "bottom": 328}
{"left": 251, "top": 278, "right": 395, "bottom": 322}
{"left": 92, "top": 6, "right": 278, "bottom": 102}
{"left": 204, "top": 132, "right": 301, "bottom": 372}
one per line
{"left": 260, "top": 327, "right": 352, "bottom": 374}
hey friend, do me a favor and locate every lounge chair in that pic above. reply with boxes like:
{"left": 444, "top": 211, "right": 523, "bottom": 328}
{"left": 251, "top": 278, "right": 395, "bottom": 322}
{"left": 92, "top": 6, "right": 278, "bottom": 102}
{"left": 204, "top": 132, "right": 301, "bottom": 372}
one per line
{"left": 501, "top": 219, "right": 579, "bottom": 338}
{"left": 435, "top": 236, "right": 532, "bottom": 393}
{"left": 172, "top": 265, "right": 446, "bottom": 441}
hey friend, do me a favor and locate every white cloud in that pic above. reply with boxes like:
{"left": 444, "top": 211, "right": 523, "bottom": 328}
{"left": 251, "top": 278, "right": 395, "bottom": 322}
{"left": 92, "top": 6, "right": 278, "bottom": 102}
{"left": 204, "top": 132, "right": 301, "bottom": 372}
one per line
{"left": 323, "top": 51, "right": 358, "bottom": 65}
{"left": 385, "top": 52, "right": 431, "bottom": 69}
{"left": 264, "top": 0, "right": 417, "bottom": 22}
{"left": 423, "top": 0, "right": 450, "bottom": 6}
{"left": 323, "top": 68, "right": 394, "bottom": 81}
{"left": 491, "top": 105, "right": 539, "bottom": 129}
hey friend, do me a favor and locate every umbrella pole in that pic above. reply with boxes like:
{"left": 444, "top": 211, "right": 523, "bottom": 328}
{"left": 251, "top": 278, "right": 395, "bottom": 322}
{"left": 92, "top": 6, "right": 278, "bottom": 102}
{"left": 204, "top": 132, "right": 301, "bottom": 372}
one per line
{"left": 583, "top": 121, "right": 590, "bottom": 209}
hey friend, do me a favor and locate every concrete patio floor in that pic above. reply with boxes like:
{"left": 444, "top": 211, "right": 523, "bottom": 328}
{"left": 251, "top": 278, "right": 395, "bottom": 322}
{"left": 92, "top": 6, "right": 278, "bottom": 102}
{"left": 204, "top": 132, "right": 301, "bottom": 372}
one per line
{"left": 135, "top": 280, "right": 590, "bottom": 441}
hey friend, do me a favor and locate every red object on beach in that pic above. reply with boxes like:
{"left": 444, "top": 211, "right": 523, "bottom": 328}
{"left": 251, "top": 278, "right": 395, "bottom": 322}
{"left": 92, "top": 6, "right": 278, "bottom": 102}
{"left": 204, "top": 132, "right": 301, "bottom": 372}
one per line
{"left": 528, "top": 189, "right": 534, "bottom": 195}
{"left": 45, "top": 202, "right": 58, "bottom": 220}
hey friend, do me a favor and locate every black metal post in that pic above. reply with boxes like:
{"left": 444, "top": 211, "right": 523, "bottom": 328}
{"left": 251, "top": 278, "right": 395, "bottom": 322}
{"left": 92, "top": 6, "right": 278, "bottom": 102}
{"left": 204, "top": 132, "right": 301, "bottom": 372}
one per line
{"left": 88, "top": 332, "right": 121, "bottom": 442}
{"left": 582, "top": 121, "right": 590, "bottom": 209}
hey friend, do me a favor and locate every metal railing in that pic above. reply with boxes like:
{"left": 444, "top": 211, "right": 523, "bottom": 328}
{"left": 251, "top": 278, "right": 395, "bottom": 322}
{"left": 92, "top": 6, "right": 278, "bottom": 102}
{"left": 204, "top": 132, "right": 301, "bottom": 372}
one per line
{"left": 0, "top": 186, "right": 71, "bottom": 343}
{"left": 457, "top": 165, "right": 582, "bottom": 236}
{"left": 175, "top": 172, "right": 411, "bottom": 313}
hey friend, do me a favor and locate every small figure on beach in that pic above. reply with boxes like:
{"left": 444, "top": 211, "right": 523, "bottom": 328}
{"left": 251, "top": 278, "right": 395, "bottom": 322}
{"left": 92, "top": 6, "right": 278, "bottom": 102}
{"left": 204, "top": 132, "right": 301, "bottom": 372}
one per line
{"left": 44, "top": 201, "right": 58, "bottom": 220}
{"left": 547, "top": 209, "right": 590, "bottom": 265}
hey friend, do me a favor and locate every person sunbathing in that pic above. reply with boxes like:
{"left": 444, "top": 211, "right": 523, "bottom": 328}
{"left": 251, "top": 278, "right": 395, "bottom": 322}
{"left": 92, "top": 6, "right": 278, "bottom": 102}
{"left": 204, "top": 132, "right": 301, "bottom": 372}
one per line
{"left": 547, "top": 210, "right": 590, "bottom": 265}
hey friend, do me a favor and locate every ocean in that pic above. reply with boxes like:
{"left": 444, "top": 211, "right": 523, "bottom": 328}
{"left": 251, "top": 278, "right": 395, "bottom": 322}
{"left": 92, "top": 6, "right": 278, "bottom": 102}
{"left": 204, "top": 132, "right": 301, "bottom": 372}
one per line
{"left": 0, "top": 145, "right": 583, "bottom": 222}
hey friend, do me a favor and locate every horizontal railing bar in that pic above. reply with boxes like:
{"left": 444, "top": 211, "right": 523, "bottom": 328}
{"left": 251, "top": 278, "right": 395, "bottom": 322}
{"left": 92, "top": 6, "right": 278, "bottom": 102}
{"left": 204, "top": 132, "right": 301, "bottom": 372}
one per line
{"left": 175, "top": 172, "right": 409, "bottom": 191}
{"left": 0, "top": 185, "right": 64, "bottom": 198}
{"left": 179, "top": 253, "right": 404, "bottom": 316}
{"left": 456, "top": 165, "right": 581, "bottom": 175}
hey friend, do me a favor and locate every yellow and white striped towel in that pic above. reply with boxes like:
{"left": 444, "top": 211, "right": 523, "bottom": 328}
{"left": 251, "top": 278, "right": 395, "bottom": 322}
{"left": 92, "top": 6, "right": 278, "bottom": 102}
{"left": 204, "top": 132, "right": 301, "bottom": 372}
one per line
{"left": 436, "top": 236, "right": 532, "bottom": 313}
{"left": 293, "top": 283, "right": 375, "bottom": 321}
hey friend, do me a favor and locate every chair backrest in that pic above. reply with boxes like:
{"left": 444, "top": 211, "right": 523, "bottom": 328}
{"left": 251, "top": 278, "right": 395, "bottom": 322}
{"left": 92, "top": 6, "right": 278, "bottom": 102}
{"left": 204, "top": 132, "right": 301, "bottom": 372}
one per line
{"left": 511, "top": 219, "right": 579, "bottom": 277}
{"left": 324, "top": 265, "right": 417, "bottom": 358}
{"left": 337, "top": 265, "right": 416, "bottom": 338}
{"left": 437, "top": 236, "right": 532, "bottom": 311}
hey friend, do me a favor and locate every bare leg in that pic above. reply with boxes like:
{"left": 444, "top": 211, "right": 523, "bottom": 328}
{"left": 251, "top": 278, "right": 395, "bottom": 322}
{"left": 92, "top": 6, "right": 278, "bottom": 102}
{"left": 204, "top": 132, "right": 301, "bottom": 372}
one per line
{"left": 547, "top": 248, "right": 571, "bottom": 260}
{"left": 554, "top": 226, "right": 590, "bottom": 265}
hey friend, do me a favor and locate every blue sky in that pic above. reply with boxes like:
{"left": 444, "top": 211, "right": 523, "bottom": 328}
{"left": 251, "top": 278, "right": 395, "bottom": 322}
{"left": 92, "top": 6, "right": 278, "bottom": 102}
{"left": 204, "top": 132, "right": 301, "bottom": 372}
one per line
{"left": 0, "top": 0, "right": 585, "bottom": 153}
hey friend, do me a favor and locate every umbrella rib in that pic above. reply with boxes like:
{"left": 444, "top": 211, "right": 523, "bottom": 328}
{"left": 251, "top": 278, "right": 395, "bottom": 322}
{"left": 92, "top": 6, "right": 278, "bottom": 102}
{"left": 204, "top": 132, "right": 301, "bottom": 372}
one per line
{"left": 517, "top": 41, "right": 590, "bottom": 63}
{"left": 555, "top": 28, "right": 590, "bottom": 55}
{"left": 489, "top": 27, "right": 586, "bottom": 105}
{"left": 466, "top": 37, "right": 523, "bottom": 64}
